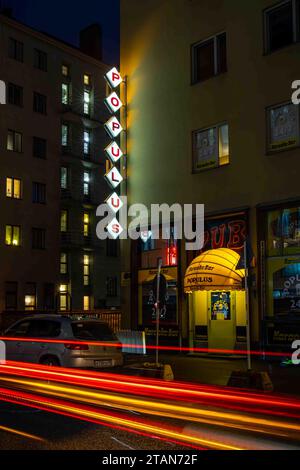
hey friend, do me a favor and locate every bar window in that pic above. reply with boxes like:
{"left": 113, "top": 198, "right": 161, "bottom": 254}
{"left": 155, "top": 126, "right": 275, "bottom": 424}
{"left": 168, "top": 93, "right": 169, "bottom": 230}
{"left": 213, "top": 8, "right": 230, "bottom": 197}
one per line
{"left": 84, "top": 212, "right": 90, "bottom": 237}
{"left": 61, "top": 210, "right": 68, "bottom": 232}
{"left": 192, "top": 123, "right": 229, "bottom": 172}
{"left": 6, "top": 177, "right": 21, "bottom": 199}
{"left": 9, "top": 38, "right": 23, "bottom": 62}
{"left": 83, "top": 254, "right": 90, "bottom": 286}
{"left": 7, "top": 130, "right": 22, "bottom": 152}
{"left": 61, "top": 167, "right": 68, "bottom": 189}
{"left": 33, "top": 137, "right": 47, "bottom": 159}
{"left": 62, "top": 83, "right": 70, "bottom": 105}
{"left": 60, "top": 253, "right": 68, "bottom": 274}
{"left": 192, "top": 32, "right": 227, "bottom": 83}
{"left": 5, "top": 225, "right": 21, "bottom": 246}
{"left": 267, "top": 102, "right": 300, "bottom": 152}
{"left": 61, "top": 123, "right": 69, "bottom": 147}
{"left": 25, "top": 283, "right": 36, "bottom": 311}
{"left": 34, "top": 49, "right": 47, "bottom": 71}
{"left": 264, "top": 0, "right": 299, "bottom": 53}
{"left": 7, "top": 83, "right": 23, "bottom": 106}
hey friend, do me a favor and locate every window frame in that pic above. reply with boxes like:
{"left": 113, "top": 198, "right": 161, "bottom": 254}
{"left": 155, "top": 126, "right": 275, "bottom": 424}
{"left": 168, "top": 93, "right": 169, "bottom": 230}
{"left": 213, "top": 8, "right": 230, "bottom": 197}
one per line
{"left": 5, "top": 225, "right": 21, "bottom": 247}
{"left": 33, "top": 136, "right": 47, "bottom": 159}
{"left": 32, "top": 227, "right": 46, "bottom": 250}
{"left": 33, "top": 91, "right": 47, "bottom": 115}
{"left": 34, "top": 48, "right": 48, "bottom": 72}
{"left": 7, "top": 129, "right": 22, "bottom": 153}
{"left": 263, "top": 0, "right": 300, "bottom": 54}
{"left": 191, "top": 31, "right": 227, "bottom": 85}
{"left": 9, "top": 38, "right": 24, "bottom": 62}
{"left": 6, "top": 177, "right": 22, "bottom": 199}
{"left": 7, "top": 82, "right": 23, "bottom": 107}
{"left": 192, "top": 121, "right": 230, "bottom": 173}
{"left": 266, "top": 100, "right": 300, "bottom": 154}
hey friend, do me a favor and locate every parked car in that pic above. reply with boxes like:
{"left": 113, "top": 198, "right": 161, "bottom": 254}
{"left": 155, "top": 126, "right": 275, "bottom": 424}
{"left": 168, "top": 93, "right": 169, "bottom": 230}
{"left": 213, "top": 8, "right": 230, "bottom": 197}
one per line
{"left": 3, "top": 315, "right": 123, "bottom": 368}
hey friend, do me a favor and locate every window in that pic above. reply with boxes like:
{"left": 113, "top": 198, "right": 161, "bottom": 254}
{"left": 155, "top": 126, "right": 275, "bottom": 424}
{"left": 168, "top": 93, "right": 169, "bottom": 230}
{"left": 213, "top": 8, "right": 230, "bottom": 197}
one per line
{"left": 62, "top": 64, "right": 70, "bottom": 77}
{"left": 6, "top": 177, "right": 21, "bottom": 199}
{"left": 106, "top": 277, "right": 118, "bottom": 297}
{"left": 264, "top": 0, "right": 298, "bottom": 53}
{"left": 62, "top": 83, "right": 70, "bottom": 105}
{"left": 106, "top": 239, "right": 118, "bottom": 257}
{"left": 83, "top": 130, "right": 91, "bottom": 155}
{"left": 192, "top": 123, "right": 229, "bottom": 172}
{"left": 32, "top": 182, "right": 46, "bottom": 204}
{"left": 7, "top": 130, "right": 22, "bottom": 152}
{"left": 61, "top": 123, "right": 69, "bottom": 147}
{"left": 84, "top": 74, "right": 91, "bottom": 86}
{"left": 27, "top": 319, "right": 61, "bottom": 337}
{"left": 61, "top": 210, "right": 68, "bottom": 232}
{"left": 61, "top": 167, "right": 68, "bottom": 189}
{"left": 33, "top": 92, "right": 47, "bottom": 114}
{"left": 59, "top": 284, "right": 69, "bottom": 311}
{"left": 7, "top": 83, "right": 23, "bottom": 106}
{"left": 25, "top": 283, "right": 36, "bottom": 311}
{"left": 32, "top": 228, "right": 46, "bottom": 249}
{"left": 192, "top": 32, "right": 227, "bottom": 83}
{"left": 83, "top": 296, "right": 90, "bottom": 311}
{"left": 6, "top": 320, "right": 30, "bottom": 337}
{"left": 84, "top": 212, "right": 90, "bottom": 237}
{"left": 33, "top": 137, "right": 47, "bottom": 159}
{"left": 267, "top": 102, "right": 299, "bottom": 152}
{"left": 44, "top": 283, "right": 55, "bottom": 310}
{"left": 83, "top": 254, "right": 90, "bottom": 286}
{"left": 60, "top": 253, "right": 68, "bottom": 274}
{"left": 9, "top": 38, "right": 23, "bottom": 62}
{"left": 5, "top": 282, "right": 18, "bottom": 310}
{"left": 84, "top": 89, "right": 90, "bottom": 115}
{"left": 34, "top": 49, "right": 47, "bottom": 71}
{"left": 83, "top": 171, "right": 90, "bottom": 196}
{"left": 6, "top": 225, "right": 21, "bottom": 246}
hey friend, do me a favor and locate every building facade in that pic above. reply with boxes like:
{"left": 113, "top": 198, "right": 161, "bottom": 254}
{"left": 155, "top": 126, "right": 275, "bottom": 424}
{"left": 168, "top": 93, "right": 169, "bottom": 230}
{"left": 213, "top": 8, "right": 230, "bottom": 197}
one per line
{"left": 120, "top": 0, "right": 300, "bottom": 351}
{"left": 0, "top": 13, "right": 120, "bottom": 325}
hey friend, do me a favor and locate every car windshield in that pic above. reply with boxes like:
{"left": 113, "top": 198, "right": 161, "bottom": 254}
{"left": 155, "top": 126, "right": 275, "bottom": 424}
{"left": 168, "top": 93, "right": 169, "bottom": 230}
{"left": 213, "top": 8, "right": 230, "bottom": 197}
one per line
{"left": 71, "top": 321, "right": 117, "bottom": 341}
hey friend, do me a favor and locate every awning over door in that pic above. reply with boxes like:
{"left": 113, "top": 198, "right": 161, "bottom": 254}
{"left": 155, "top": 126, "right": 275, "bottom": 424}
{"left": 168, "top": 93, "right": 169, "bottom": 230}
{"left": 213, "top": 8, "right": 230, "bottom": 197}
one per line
{"left": 184, "top": 248, "right": 245, "bottom": 293}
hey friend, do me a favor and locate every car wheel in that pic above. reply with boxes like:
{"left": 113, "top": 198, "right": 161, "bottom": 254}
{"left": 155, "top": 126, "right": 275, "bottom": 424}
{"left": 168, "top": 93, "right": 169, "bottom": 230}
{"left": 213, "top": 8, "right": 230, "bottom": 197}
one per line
{"left": 40, "top": 356, "right": 60, "bottom": 367}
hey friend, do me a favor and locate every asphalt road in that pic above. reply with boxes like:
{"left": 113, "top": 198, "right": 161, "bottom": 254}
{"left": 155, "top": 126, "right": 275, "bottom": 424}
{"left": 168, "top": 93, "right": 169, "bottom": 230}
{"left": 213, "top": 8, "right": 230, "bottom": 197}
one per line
{"left": 0, "top": 402, "right": 187, "bottom": 450}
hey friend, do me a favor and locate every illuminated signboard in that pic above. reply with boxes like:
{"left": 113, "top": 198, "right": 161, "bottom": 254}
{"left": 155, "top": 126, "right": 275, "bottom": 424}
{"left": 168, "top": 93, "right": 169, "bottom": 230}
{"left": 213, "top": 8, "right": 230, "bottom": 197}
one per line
{"left": 105, "top": 166, "right": 123, "bottom": 189}
{"left": 105, "top": 67, "right": 123, "bottom": 89}
{"left": 106, "top": 192, "right": 124, "bottom": 214}
{"left": 103, "top": 67, "right": 125, "bottom": 239}
{"left": 105, "top": 141, "right": 123, "bottom": 164}
{"left": 105, "top": 92, "right": 123, "bottom": 114}
{"left": 105, "top": 116, "right": 123, "bottom": 139}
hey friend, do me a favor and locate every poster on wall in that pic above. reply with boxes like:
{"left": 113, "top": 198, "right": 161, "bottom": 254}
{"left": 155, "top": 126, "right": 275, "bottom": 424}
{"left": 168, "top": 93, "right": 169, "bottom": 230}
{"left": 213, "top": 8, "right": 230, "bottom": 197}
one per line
{"left": 269, "top": 103, "right": 299, "bottom": 152}
{"left": 211, "top": 292, "right": 231, "bottom": 320}
{"left": 193, "top": 127, "right": 218, "bottom": 170}
{"left": 272, "top": 262, "right": 300, "bottom": 316}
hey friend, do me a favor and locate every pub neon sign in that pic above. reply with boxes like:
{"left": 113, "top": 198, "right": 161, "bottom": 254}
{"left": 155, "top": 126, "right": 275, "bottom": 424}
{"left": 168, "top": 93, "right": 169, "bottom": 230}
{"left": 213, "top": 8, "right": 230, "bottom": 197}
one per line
{"left": 104, "top": 67, "right": 124, "bottom": 239}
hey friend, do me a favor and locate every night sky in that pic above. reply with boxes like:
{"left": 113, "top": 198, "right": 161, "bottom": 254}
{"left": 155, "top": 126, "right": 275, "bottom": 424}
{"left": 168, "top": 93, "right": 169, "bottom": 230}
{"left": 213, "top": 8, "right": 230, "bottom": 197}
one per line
{"left": 0, "top": 0, "right": 120, "bottom": 65}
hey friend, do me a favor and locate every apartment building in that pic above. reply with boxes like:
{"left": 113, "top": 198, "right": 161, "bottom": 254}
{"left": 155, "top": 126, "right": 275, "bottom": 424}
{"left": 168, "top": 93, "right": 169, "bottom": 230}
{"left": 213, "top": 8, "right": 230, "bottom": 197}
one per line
{"left": 0, "top": 13, "right": 120, "bottom": 324}
{"left": 120, "top": 0, "right": 300, "bottom": 351}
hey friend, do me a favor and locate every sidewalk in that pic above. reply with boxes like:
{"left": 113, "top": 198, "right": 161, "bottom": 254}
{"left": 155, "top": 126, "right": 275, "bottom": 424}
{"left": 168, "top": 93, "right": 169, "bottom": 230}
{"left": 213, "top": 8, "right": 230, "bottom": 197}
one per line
{"left": 124, "top": 353, "right": 300, "bottom": 396}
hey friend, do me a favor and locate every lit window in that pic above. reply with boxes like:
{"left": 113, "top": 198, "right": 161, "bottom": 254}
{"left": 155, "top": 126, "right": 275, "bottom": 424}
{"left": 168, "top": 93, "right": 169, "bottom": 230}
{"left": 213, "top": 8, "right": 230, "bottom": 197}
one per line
{"left": 62, "top": 64, "right": 69, "bottom": 77}
{"left": 84, "top": 212, "right": 90, "bottom": 237}
{"left": 6, "top": 225, "right": 21, "bottom": 246}
{"left": 83, "top": 254, "right": 90, "bottom": 286}
{"left": 84, "top": 74, "right": 90, "bottom": 86}
{"left": 267, "top": 102, "right": 299, "bottom": 152}
{"left": 192, "top": 123, "right": 229, "bottom": 172}
{"left": 60, "top": 253, "right": 68, "bottom": 274}
{"left": 62, "top": 83, "right": 70, "bottom": 105}
{"left": 7, "top": 129, "right": 22, "bottom": 152}
{"left": 84, "top": 90, "right": 90, "bottom": 115}
{"left": 59, "top": 284, "right": 68, "bottom": 311}
{"left": 61, "top": 210, "right": 68, "bottom": 232}
{"left": 6, "top": 177, "right": 21, "bottom": 199}
{"left": 61, "top": 124, "right": 69, "bottom": 147}
{"left": 83, "top": 130, "right": 90, "bottom": 155}
{"left": 83, "top": 171, "right": 90, "bottom": 196}
{"left": 25, "top": 295, "right": 36, "bottom": 311}
{"left": 61, "top": 167, "right": 68, "bottom": 189}
{"left": 83, "top": 295, "right": 90, "bottom": 311}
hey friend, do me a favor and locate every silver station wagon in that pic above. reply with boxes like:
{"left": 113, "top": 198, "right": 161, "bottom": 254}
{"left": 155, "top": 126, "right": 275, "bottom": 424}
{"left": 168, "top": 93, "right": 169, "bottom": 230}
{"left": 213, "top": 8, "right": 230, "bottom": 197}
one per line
{"left": 3, "top": 315, "right": 123, "bottom": 369}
